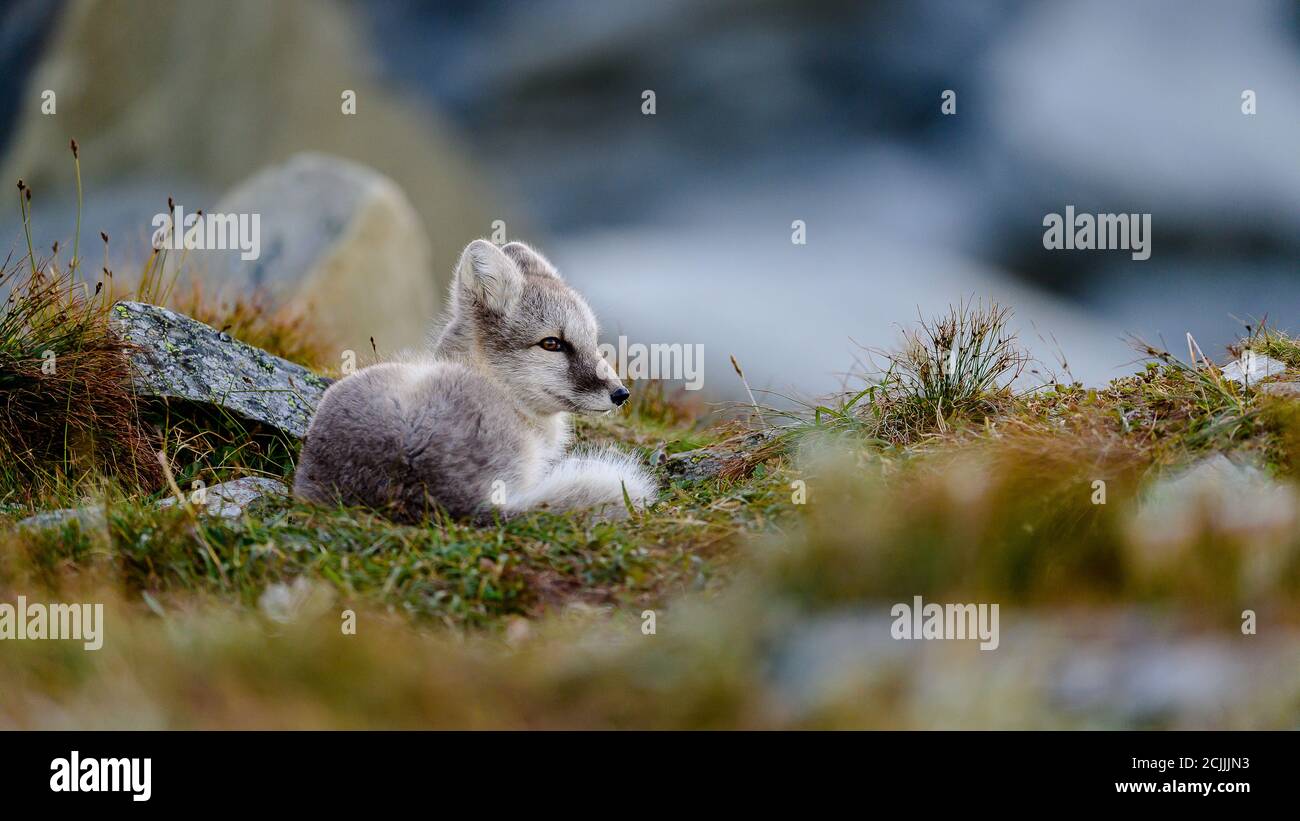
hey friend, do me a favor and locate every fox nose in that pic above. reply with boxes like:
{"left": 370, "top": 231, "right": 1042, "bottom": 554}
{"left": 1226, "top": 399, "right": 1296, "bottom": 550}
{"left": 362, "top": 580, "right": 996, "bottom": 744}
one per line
{"left": 610, "top": 387, "right": 630, "bottom": 406}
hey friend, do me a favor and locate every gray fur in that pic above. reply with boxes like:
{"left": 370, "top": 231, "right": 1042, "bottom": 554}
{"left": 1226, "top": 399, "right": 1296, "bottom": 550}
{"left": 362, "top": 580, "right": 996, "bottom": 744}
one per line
{"left": 294, "top": 239, "right": 655, "bottom": 523}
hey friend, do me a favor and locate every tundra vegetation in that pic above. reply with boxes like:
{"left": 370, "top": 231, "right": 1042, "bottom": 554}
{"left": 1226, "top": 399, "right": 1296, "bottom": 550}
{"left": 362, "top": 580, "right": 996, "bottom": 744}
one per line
{"left": 3, "top": 153, "right": 1300, "bottom": 728}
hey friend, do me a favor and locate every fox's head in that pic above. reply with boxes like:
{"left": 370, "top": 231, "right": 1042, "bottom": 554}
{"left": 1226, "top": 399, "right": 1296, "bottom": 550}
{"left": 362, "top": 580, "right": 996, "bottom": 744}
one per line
{"left": 436, "top": 239, "right": 629, "bottom": 415}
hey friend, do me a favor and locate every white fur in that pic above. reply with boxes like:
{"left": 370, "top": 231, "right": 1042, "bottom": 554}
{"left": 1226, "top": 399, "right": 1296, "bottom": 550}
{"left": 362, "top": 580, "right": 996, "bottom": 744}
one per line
{"left": 506, "top": 447, "right": 657, "bottom": 518}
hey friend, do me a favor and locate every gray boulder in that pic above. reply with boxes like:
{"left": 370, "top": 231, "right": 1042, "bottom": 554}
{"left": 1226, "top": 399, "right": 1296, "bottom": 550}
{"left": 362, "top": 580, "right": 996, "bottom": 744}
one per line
{"left": 110, "top": 301, "right": 330, "bottom": 439}
{"left": 181, "top": 152, "right": 438, "bottom": 355}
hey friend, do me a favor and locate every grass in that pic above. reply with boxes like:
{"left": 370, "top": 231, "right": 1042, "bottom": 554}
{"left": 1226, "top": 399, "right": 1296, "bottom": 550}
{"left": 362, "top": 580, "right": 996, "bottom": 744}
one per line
{"left": 1, "top": 145, "right": 771, "bottom": 630}
{"left": 5, "top": 152, "right": 1300, "bottom": 727}
{"left": 763, "top": 301, "right": 1029, "bottom": 450}
{"left": 6, "top": 292, "right": 1300, "bottom": 727}
{"left": 0, "top": 257, "right": 161, "bottom": 499}
{"left": 879, "top": 301, "right": 1028, "bottom": 433}
{"left": 10, "top": 461, "right": 792, "bottom": 630}
{"left": 778, "top": 304, "right": 1296, "bottom": 475}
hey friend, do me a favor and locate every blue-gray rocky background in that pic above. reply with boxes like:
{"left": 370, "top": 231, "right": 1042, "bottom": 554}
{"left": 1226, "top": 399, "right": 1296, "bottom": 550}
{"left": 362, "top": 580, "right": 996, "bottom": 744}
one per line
{"left": 1, "top": 0, "right": 1296, "bottom": 400}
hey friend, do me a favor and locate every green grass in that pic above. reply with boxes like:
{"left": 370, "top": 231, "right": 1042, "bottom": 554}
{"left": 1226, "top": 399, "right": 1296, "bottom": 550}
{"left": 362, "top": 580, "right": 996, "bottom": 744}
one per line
{"left": 10, "top": 462, "right": 794, "bottom": 631}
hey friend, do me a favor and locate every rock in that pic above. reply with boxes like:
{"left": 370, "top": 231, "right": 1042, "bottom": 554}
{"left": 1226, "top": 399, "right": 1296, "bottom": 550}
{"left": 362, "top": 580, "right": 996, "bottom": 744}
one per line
{"left": 1053, "top": 640, "right": 1244, "bottom": 726}
{"left": 1257, "top": 381, "right": 1300, "bottom": 398}
{"left": 174, "top": 153, "right": 437, "bottom": 356}
{"left": 258, "top": 577, "right": 335, "bottom": 624}
{"left": 763, "top": 606, "right": 1293, "bottom": 728}
{"left": 1219, "top": 353, "right": 1288, "bottom": 386}
{"left": 110, "top": 301, "right": 331, "bottom": 439}
{"left": 663, "top": 429, "right": 779, "bottom": 482}
{"left": 1129, "top": 453, "right": 1295, "bottom": 554}
{"left": 760, "top": 607, "right": 1288, "bottom": 728}
{"left": 158, "top": 477, "right": 288, "bottom": 518}
{"left": 0, "top": 0, "right": 497, "bottom": 308}
{"left": 663, "top": 449, "right": 731, "bottom": 483}
{"left": 15, "top": 478, "right": 286, "bottom": 531}
{"left": 17, "top": 506, "right": 106, "bottom": 532}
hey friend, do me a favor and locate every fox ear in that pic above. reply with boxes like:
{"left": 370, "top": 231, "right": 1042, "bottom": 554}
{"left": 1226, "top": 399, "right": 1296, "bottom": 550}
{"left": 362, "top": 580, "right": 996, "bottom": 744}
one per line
{"left": 453, "top": 239, "right": 523, "bottom": 313}
{"left": 500, "top": 241, "right": 561, "bottom": 280}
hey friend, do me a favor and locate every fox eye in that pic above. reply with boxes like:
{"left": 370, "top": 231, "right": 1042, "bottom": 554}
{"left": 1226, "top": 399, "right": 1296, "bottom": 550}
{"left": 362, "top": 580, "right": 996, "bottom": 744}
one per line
{"left": 538, "top": 337, "right": 566, "bottom": 352}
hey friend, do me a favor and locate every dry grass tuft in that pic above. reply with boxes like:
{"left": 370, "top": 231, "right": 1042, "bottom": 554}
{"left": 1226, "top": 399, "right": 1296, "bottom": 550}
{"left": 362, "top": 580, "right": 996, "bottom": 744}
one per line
{"left": 0, "top": 257, "right": 161, "bottom": 500}
{"left": 773, "top": 301, "right": 1030, "bottom": 448}
{"left": 169, "top": 280, "right": 337, "bottom": 372}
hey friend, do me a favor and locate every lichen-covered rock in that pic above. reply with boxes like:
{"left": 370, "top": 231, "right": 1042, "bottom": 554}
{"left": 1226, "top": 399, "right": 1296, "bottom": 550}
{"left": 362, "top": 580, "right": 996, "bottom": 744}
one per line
{"left": 110, "top": 301, "right": 331, "bottom": 439}
{"left": 663, "top": 429, "right": 780, "bottom": 482}
{"left": 157, "top": 477, "right": 288, "bottom": 518}
{"left": 663, "top": 448, "right": 731, "bottom": 483}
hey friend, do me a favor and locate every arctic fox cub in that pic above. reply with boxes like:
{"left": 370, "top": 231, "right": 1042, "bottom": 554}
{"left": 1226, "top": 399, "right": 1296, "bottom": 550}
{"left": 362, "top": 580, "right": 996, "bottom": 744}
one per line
{"left": 293, "top": 239, "right": 656, "bottom": 522}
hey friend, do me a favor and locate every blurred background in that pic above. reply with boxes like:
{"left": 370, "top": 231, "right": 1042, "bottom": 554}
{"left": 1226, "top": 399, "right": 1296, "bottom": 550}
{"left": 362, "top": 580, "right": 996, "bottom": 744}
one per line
{"left": 1, "top": 0, "right": 1297, "bottom": 399}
